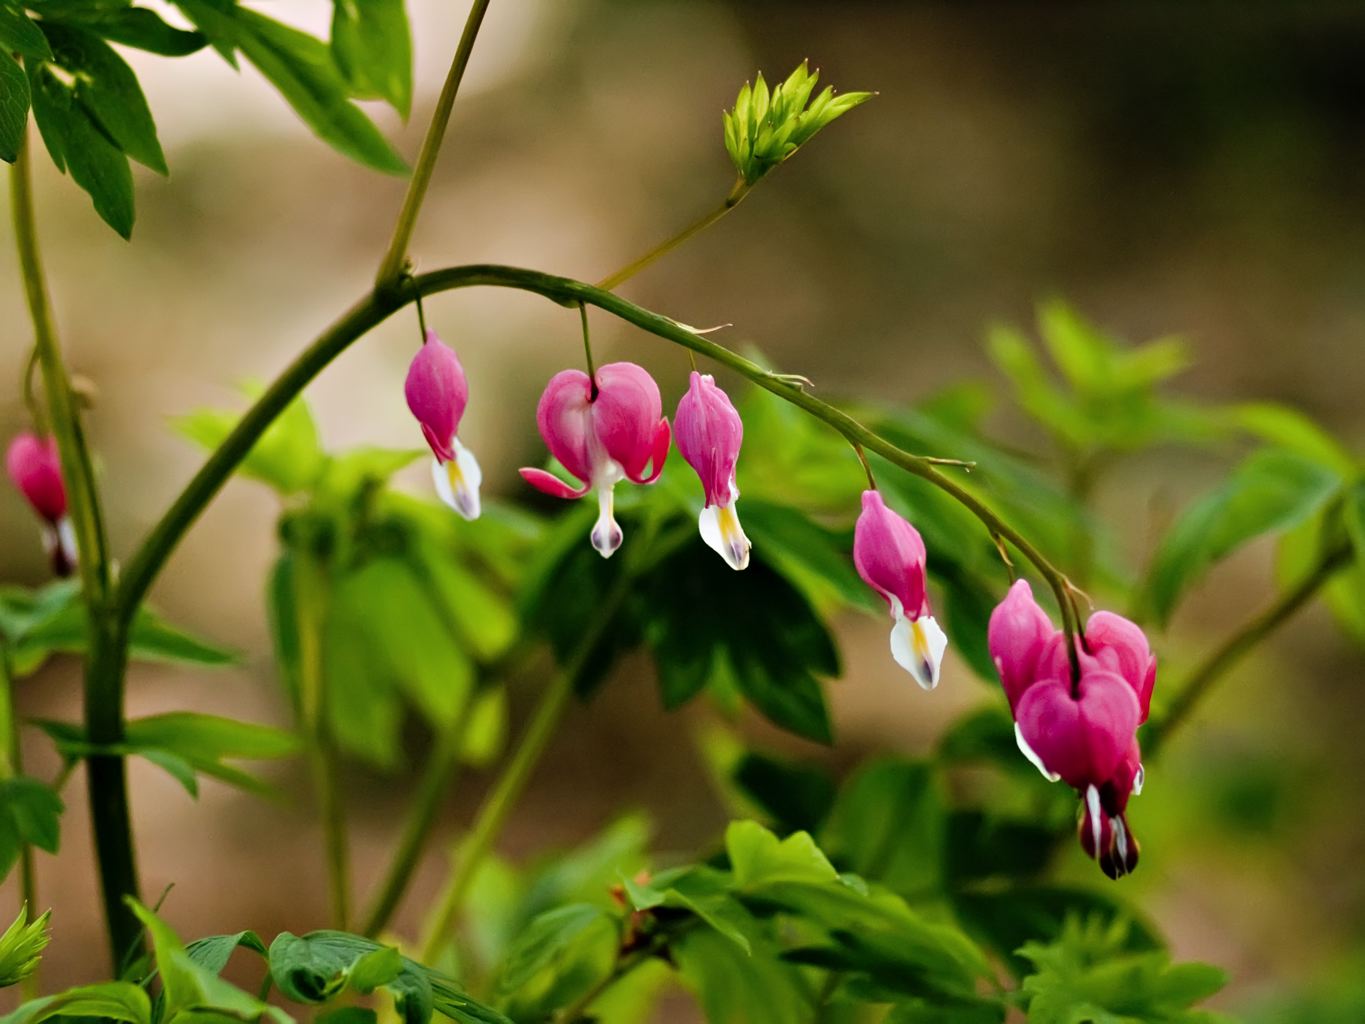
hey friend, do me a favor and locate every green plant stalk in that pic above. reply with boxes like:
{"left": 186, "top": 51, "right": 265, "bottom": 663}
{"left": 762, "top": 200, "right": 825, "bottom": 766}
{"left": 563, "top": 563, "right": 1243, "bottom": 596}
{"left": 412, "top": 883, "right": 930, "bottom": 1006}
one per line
{"left": 416, "top": 561, "right": 641, "bottom": 963}
{"left": 1150, "top": 540, "right": 1354, "bottom": 752}
{"left": 595, "top": 178, "right": 750, "bottom": 291}
{"left": 294, "top": 551, "right": 350, "bottom": 930}
{"left": 117, "top": 266, "right": 1080, "bottom": 645}
{"left": 374, "top": 0, "right": 493, "bottom": 293}
{"left": 10, "top": 131, "right": 139, "bottom": 967}
{"left": 360, "top": 693, "right": 476, "bottom": 938}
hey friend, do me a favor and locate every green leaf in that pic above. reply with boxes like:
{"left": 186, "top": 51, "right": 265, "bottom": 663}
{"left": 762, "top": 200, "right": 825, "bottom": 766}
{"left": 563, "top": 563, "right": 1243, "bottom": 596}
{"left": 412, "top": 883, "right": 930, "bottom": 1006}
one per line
{"left": 624, "top": 867, "right": 757, "bottom": 955}
{"left": 1224, "top": 402, "right": 1357, "bottom": 478}
{"left": 185, "top": 931, "right": 268, "bottom": 977}
{"left": 175, "top": 2, "right": 406, "bottom": 174}
{"left": 725, "top": 820, "right": 838, "bottom": 888}
{"left": 0, "top": 906, "right": 51, "bottom": 988}
{"left": 1145, "top": 449, "right": 1342, "bottom": 623}
{"left": 0, "top": 5, "right": 51, "bottom": 60}
{"left": 0, "top": 52, "right": 30, "bottom": 164}
{"left": 731, "top": 751, "right": 836, "bottom": 835}
{"left": 176, "top": 389, "right": 324, "bottom": 495}
{"left": 27, "top": 62, "right": 134, "bottom": 237}
{"left": 673, "top": 926, "right": 809, "bottom": 1024}
{"left": 39, "top": 22, "right": 167, "bottom": 173}
{"left": 0, "top": 982, "right": 150, "bottom": 1024}
{"left": 494, "top": 904, "right": 616, "bottom": 1020}
{"left": 0, "top": 777, "right": 63, "bottom": 882}
{"left": 84, "top": 8, "right": 207, "bottom": 57}
{"left": 820, "top": 759, "right": 945, "bottom": 898}
{"left": 330, "top": 0, "right": 412, "bottom": 117}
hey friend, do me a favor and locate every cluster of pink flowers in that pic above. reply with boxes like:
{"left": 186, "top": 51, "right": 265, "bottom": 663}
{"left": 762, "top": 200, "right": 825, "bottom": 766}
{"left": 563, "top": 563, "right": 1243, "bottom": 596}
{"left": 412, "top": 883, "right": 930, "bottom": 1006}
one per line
{"left": 989, "top": 580, "right": 1155, "bottom": 878}
{"left": 6, "top": 331, "right": 1154, "bottom": 880}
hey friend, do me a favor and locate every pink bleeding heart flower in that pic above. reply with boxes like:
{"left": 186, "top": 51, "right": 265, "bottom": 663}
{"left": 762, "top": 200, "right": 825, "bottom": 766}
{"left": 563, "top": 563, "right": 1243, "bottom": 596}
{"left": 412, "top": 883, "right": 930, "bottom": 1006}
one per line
{"left": 1036, "top": 610, "right": 1158, "bottom": 725}
{"left": 1013, "top": 672, "right": 1140, "bottom": 790}
{"left": 6, "top": 432, "right": 77, "bottom": 577}
{"left": 853, "top": 489, "right": 947, "bottom": 689}
{"left": 988, "top": 579, "right": 1059, "bottom": 712}
{"left": 674, "top": 371, "right": 750, "bottom": 571}
{"left": 519, "top": 361, "right": 670, "bottom": 558}
{"left": 406, "top": 330, "right": 482, "bottom": 520}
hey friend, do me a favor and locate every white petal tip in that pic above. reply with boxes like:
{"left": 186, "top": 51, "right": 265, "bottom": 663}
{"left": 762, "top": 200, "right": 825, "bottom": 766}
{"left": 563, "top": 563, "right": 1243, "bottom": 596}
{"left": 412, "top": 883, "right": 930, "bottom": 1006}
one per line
{"left": 698, "top": 501, "right": 751, "bottom": 571}
{"left": 890, "top": 613, "right": 947, "bottom": 690}
{"left": 591, "top": 484, "right": 623, "bottom": 559}
{"left": 1015, "top": 721, "right": 1061, "bottom": 783}
{"left": 432, "top": 443, "right": 483, "bottom": 521}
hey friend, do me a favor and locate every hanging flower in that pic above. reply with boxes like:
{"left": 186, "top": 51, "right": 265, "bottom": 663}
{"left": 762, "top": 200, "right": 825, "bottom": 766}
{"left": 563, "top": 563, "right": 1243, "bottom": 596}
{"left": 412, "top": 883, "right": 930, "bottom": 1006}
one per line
{"left": 674, "top": 371, "right": 750, "bottom": 571}
{"left": 852, "top": 490, "right": 947, "bottom": 689}
{"left": 519, "top": 362, "right": 671, "bottom": 558}
{"left": 405, "top": 330, "right": 482, "bottom": 520}
{"left": 6, "top": 432, "right": 77, "bottom": 577}
{"left": 987, "top": 578, "right": 1156, "bottom": 878}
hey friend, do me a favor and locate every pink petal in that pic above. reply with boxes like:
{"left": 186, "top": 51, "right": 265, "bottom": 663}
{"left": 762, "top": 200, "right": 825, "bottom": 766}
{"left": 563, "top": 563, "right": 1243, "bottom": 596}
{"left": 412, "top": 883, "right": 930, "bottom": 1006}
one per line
{"left": 6, "top": 433, "right": 67, "bottom": 523}
{"left": 519, "top": 467, "right": 590, "bottom": 500}
{"left": 405, "top": 332, "right": 469, "bottom": 459}
{"left": 1086, "top": 611, "right": 1157, "bottom": 723}
{"left": 628, "top": 417, "right": 671, "bottom": 485}
{"left": 1014, "top": 671, "right": 1140, "bottom": 790}
{"left": 988, "top": 579, "right": 1059, "bottom": 711}
{"left": 591, "top": 362, "right": 664, "bottom": 482}
{"left": 853, "top": 490, "right": 928, "bottom": 619}
{"left": 675, "top": 372, "right": 743, "bottom": 505}
{"left": 534, "top": 369, "right": 597, "bottom": 485}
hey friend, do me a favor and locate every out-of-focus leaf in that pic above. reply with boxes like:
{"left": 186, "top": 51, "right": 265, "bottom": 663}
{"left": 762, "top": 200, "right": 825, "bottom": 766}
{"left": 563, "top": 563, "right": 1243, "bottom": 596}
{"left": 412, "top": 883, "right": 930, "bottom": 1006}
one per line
{"left": 82, "top": 8, "right": 207, "bottom": 56}
{"left": 176, "top": 389, "right": 324, "bottom": 495}
{"left": 0, "top": 5, "right": 52, "bottom": 60}
{"left": 493, "top": 904, "right": 616, "bottom": 1021}
{"left": 1224, "top": 402, "right": 1357, "bottom": 478}
{"left": 942, "top": 810, "right": 1058, "bottom": 887}
{"left": 174, "top": 1, "right": 407, "bottom": 174}
{"left": 1145, "top": 449, "right": 1341, "bottom": 623}
{"left": 673, "top": 926, "right": 809, "bottom": 1024}
{"left": 820, "top": 760, "right": 945, "bottom": 898}
{"left": 330, "top": 0, "right": 411, "bottom": 117}
{"left": 732, "top": 751, "right": 836, "bottom": 835}
{"left": 0, "top": 982, "right": 150, "bottom": 1024}
{"left": 27, "top": 62, "right": 134, "bottom": 237}
{"left": 39, "top": 22, "right": 167, "bottom": 173}
{"left": 0, "top": 778, "right": 62, "bottom": 882}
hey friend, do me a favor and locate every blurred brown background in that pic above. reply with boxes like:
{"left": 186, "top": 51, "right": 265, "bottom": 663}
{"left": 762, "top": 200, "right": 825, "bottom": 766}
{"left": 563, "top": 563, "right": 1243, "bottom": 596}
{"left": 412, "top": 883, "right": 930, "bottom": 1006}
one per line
{"left": 3, "top": 1, "right": 1365, "bottom": 1018}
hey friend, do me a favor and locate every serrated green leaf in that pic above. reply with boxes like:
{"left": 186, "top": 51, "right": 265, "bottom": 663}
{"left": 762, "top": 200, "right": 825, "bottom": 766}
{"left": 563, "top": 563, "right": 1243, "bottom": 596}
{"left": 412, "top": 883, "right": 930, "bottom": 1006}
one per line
{"left": 1145, "top": 449, "right": 1341, "bottom": 623}
{"left": 330, "top": 0, "right": 411, "bottom": 117}
{"left": 39, "top": 22, "right": 167, "bottom": 173}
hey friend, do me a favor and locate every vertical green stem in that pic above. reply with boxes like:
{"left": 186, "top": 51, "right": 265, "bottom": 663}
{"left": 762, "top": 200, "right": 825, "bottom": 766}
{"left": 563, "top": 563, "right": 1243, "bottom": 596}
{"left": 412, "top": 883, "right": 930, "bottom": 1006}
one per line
{"left": 375, "top": 0, "right": 494, "bottom": 292}
{"left": 360, "top": 694, "right": 475, "bottom": 938}
{"left": 0, "top": 651, "right": 39, "bottom": 926}
{"left": 417, "top": 567, "right": 639, "bottom": 962}
{"left": 294, "top": 553, "right": 350, "bottom": 930}
{"left": 595, "top": 179, "right": 749, "bottom": 291}
{"left": 10, "top": 130, "right": 138, "bottom": 967}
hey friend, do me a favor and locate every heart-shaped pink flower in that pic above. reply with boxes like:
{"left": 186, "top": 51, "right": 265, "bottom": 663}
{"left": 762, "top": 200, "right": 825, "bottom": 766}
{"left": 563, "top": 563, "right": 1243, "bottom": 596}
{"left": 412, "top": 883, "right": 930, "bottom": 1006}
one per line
{"left": 1013, "top": 671, "right": 1140, "bottom": 790}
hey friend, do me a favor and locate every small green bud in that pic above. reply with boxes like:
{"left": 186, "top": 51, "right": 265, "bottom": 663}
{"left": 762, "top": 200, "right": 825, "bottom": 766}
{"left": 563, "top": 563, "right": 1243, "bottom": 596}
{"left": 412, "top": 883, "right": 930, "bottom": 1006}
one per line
{"left": 0, "top": 905, "right": 52, "bottom": 988}
{"left": 722, "top": 61, "right": 873, "bottom": 186}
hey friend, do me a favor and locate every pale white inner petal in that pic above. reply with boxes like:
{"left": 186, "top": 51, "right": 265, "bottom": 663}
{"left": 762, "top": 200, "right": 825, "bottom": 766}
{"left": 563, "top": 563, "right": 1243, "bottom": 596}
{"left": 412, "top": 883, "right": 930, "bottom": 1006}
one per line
{"left": 590, "top": 483, "right": 623, "bottom": 559}
{"left": 1086, "top": 784, "right": 1103, "bottom": 852}
{"left": 1015, "top": 721, "right": 1061, "bottom": 782}
{"left": 1132, "top": 763, "right": 1145, "bottom": 797}
{"left": 698, "top": 497, "right": 751, "bottom": 571}
{"left": 431, "top": 442, "right": 483, "bottom": 522}
{"left": 889, "top": 611, "right": 947, "bottom": 690}
{"left": 43, "top": 517, "right": 79, "bottom": 568}
{"left": 1113, "top": 815, "right": 1130, "bottom": 870}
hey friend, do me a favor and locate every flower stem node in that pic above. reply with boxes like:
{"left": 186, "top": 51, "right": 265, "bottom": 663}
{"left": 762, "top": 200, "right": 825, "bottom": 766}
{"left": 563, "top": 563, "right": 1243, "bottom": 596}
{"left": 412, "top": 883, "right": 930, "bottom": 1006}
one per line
{"left": 520, "top": 362, "right": 670, "bottom": 559}
{"left": 674, "top": 372, "right": 751, "bottom": 571}
{"left": 405, "top": 330, "right": 482, "bottom": 520}
{"left": 6, "top": 432, "right": 77, "bottom": 576}
{"left": 853, "top": 490, "right": 947, "bottom": 689}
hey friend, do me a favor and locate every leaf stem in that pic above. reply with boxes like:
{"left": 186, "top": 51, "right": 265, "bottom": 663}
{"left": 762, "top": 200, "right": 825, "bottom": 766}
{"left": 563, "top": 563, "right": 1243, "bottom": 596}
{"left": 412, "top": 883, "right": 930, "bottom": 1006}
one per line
{"left": 1149, "top": 540, "right": 1354, "bottom": 752}
{"left": 374, "top": 0, "right": 493, "bottom": 293}
{"left": 596, "top": 179, "right": 749, "bottom": 292}
{"left": 416, "top": 559, "right": 641, "bottom": 963}
{"left": 0, "top": 649, "right": 40, "bottom": 998}
{"left": 10, "top": 129, "right": 139, "bottom": 968}
{"left": 295, "top": 550, "right": 350, "bottom": 930}
{"left": 360, "top": 692, "right": 476, "bottom": 938}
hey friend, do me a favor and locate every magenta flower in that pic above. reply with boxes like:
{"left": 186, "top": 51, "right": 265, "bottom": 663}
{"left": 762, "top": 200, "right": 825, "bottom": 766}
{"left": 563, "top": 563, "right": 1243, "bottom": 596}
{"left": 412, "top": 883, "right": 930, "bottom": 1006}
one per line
{"left": 6, "top": 432, "right": 76, "bottom": 577}
{"left": 405, "top": 330, "right": 482, "bottom": 520}
{"left": 519, "top": 361, "right": 671, "bottom": 558}
{"left": 987, "top": 579, "right": 1156, "bottom": 878}
{"left": 674, "top": 372, "right": 751, "bottom": 571}
{"left": 853, "top": 490, "right": 947, "bottom": 689}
